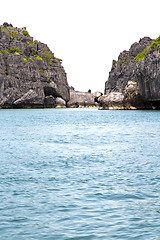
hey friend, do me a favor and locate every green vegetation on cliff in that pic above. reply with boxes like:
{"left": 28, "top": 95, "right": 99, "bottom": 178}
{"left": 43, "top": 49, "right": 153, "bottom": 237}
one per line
{"left": 22, "top": 58, "right": 27, "bottom": 63}
{"left": 134, "top": 46, "right": 150, "bottom": 61}
{"left": 21, "top": 27, "right": 30, "bottom": 36}
{"left": 0, "top": 22, "right": 70, "bottom": 108}
{"left": 134, "top": 37, "right": 160, "bottom": 61}
{"left": 1, "top": 50, "right": 8, "bottom": 54}
{"left": 48, "top": 61, "right": 53, "bottom": 66}
{"left": 9, "top": 47, "right": 19, "bottom": 54}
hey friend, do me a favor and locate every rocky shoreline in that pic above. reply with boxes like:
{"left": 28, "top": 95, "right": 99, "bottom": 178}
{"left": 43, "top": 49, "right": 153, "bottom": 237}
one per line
{"left": 0, "top": 23, "right": 102, "bottom": 109}
{"left": 0, "top": 23, "right": 160, "bottom": 110}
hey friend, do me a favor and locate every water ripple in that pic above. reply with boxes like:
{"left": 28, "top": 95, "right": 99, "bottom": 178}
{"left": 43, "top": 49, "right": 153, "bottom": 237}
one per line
{"left": 0, "top": 109, "right": 160, "bottom": 239}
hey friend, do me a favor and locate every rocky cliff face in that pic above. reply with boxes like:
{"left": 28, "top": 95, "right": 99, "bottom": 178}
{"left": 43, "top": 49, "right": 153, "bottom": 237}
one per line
{"left": 101, "top": 36, "right": 160, "bottom": 109}
{"left": 0, "top": 22, "right": 69, "bottom": 108}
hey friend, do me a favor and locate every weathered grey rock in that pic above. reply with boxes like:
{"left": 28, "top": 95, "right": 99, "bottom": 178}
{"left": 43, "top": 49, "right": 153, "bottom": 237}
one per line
{"left": 93, "top": 91, "right": 103, "bottom": 99}
{"left": 98, "top": 92, "right": 125, "bottom": 110}
{"left": 98, "top": 82, "right": 150, "bottom": 110}
{"left": 99, "top": 92, "right": 124, "bottom": 103}
{"left": 104, "top": 36, "right": 160, "bottom": 109}
{"left": 13, "top": 89, "right": 38, "bottom": 105}
{"left": 67, "top": 89, "right": 96, "bottom": 107}
{"left": 0, "top": 23, "right": 70, "bottom": 108}
{"left": 55, "top": 97, "right": 66, "bottom": 108}
{"left": 93, "top": 91, "right": 103, "bottom": 104}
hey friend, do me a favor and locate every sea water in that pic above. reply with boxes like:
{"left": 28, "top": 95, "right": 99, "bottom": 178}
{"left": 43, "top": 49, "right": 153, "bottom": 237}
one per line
{"left": 0, "top": 108, "right": 160, "bottom": 240}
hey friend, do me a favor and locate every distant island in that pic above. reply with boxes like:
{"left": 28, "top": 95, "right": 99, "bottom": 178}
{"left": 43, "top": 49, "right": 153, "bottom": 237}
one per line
{"left": 0, "top": 22, "right": 160, "bottom": 109}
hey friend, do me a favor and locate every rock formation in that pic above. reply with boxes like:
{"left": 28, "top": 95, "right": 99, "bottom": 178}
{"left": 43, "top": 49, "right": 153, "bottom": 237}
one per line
{"left": 99, "top": 36, "right": 160, "bottom": 109}
{"left": 0, "top": 22, "right": 70, "bottom": 108}
{"left": 67, "top": 87, "right": 102, "bottom": 107}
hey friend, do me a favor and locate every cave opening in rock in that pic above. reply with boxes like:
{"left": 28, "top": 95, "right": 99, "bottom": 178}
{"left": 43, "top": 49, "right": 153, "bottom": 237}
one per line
{"left": 44, "top": 86, "right": 59, "bottom": 98}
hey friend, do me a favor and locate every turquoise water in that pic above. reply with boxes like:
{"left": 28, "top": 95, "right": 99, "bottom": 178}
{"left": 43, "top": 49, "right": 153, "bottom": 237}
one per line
{"left": 0, "top": 108, "right": 160, "bottom": 240}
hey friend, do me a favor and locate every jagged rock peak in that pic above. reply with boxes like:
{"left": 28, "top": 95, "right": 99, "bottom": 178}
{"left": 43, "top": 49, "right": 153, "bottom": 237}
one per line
{"left": 102, "top": 36, "right": 160, "bottom": 110}
{"left": 0, "top": 23, "right": 70, "bottom": 108}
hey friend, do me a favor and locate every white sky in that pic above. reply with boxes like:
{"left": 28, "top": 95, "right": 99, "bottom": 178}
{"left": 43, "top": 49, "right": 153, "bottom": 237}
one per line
{"left": 1, "top": 0, "right": 160, "bottom": 93}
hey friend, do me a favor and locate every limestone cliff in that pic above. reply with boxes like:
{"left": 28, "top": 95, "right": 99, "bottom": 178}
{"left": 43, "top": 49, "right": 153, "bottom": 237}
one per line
{"left": 100, "top": 36, "right": 160, "bottom": 109}
{"left": 0, "top": 22, "right": 69, "bottom": 108}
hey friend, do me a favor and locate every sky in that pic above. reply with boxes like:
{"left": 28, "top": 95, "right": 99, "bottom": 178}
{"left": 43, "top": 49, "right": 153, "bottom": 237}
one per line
{"left": 1, "top": 0, "right": 160, "bottom": 93}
